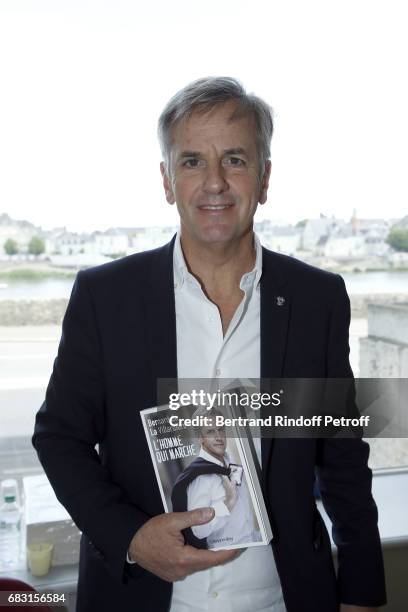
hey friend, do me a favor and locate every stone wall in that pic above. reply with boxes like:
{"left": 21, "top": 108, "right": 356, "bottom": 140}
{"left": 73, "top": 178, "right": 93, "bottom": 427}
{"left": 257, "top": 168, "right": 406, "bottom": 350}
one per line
{"left": 0, "top": 299, "right": 68, "bottom": 326}
{"left": 360, "top": 303, "right": 408, "bottom": 378}
{"left": 0, "top": 293, "right": 407, "bottom": 325}
{"left": 349, "top": 293, "right": 408, "bottom": 317}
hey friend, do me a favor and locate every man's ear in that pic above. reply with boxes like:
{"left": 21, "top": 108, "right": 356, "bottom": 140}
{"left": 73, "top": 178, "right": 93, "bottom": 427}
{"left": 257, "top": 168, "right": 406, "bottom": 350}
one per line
{"left": 160, "top": 161, "right": 176, "bottom": 205}
{"left": 259, "top": 160, "right": 272, "bottom": 205}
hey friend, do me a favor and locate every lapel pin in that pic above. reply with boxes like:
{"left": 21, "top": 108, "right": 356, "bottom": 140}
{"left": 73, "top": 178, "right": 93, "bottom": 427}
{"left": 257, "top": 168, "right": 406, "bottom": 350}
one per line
{"left": 276, "top": 296, "right": 285, "bottom": 306}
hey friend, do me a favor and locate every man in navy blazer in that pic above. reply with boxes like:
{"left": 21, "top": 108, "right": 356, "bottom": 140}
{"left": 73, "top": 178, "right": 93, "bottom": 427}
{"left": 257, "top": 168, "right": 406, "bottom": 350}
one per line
{"left": 33, "top": 77, "right": 386, "bottom": 612}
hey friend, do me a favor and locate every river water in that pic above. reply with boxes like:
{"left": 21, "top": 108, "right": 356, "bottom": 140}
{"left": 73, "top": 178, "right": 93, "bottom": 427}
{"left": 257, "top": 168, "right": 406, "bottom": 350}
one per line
{"left": 0, "top": 270, "right": 407, "bottom": 300}
{"left": 0, "top": 278, "right": 75, "bottom": 300}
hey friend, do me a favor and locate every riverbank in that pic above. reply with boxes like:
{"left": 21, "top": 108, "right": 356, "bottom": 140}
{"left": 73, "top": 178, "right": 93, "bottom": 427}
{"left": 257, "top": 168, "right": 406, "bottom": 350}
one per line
{"left": 1, "top": 259, "right": 408, "bottom": 282}
{"left": 0, "top": 262, "right": 76, "bottom": 280}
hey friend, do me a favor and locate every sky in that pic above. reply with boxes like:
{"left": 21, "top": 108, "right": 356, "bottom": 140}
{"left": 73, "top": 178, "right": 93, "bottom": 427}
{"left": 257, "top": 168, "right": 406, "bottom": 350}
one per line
{"left": 0, "top": 0, "right": 407, "bottom": 232}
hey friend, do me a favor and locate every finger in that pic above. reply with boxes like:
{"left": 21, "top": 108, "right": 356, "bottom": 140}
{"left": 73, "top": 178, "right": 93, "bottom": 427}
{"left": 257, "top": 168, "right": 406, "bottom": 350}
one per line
{"left": 182, "top": 546, "right": 240, "bottom": 572}
{"left": 170, "top": 507, "right": 215, "bottom": 530}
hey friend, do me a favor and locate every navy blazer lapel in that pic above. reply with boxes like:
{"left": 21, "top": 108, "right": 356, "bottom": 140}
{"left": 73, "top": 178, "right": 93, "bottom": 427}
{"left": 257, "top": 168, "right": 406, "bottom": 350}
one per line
{"left": 260, "top": 248, "right": 291, "bottom": 480}
{"left": 143, "top": 236, "right": 178, "bottom": 403}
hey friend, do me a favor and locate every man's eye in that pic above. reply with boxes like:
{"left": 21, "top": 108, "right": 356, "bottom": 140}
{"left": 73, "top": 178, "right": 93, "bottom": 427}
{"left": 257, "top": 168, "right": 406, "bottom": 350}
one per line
{"left": 183, "top": 158, "right": 200, "bottom": 168}
{"left": 227, "top": 157, "right": 245, "bottom": 166}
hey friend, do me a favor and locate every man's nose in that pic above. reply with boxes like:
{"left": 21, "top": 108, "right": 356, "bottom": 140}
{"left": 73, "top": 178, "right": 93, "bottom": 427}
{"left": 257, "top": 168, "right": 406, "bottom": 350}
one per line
{"left": 202, "top": 161, "right": 228, "bottom": 194}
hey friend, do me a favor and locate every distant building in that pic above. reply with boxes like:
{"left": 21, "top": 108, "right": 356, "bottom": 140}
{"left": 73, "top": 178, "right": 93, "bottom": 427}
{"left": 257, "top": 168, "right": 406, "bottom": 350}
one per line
{"left": 129, "top": 226, "right": 177, "bottom": 253}
{"left": 388, "top": 251, "right": 408, "bottom": 267}
{"left": 323, "top": 235, "right": 366, "bottom": 258}
{"left": 51, "top": 228, "right": 129, "bottom": 257}
{"left": 390, "top": 215, "right": 408, "bottom": 230}
{"left": 356, "top": 218, "right": 390, "bottom": 241}
{"left": 93, "top": 228, "right": 129, "bottom": 256}
{"left": 364, "top": 234, "right": 390, "bottom": 257}
{"left": 53, "top": 232, "right": 93, "bottom": 256}
{"left": 304, "top": 214, "right": 391, "bottom": 259}
{"left": 301, "top": 216, "right": 338, "bottom": 251}
{"left": 255, "top": 221, "right": 301, "bottom": 255}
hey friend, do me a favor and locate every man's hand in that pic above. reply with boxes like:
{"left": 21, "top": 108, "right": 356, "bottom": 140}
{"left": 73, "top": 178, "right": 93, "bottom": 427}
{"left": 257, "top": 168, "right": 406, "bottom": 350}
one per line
{"left": 128, "top": 507, "right": 240, "bottom": 582}
{"left": 222, "top": 476, "right": 238, "bottom": 512}
{"left": 340, "top": 605, "right": 380, "bottom": 611}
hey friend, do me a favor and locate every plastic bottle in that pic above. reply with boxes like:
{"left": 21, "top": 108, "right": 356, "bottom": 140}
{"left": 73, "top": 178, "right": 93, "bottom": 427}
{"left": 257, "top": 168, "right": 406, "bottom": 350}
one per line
{"left": 0, "top": 479, "right": 22, "bottom": 571}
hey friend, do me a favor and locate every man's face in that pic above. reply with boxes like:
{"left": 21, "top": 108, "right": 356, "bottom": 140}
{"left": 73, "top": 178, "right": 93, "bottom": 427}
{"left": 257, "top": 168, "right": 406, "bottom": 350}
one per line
{"left": 161, "top": 101, "right": 271, "bottom": 247}
{"left": 199, "top": 422, "right": 226, "bottom": 460}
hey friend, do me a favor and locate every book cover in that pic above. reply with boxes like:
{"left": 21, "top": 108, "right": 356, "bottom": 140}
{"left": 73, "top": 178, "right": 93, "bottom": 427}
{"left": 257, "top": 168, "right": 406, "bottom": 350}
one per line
{"left": 140, "top": 402, "right": 272, "bottom": 551}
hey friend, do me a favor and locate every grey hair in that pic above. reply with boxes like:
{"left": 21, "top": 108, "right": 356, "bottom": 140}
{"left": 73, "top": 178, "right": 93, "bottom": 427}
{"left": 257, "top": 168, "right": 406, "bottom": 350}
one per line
{"left": 158, "top": 77, "right": 273, "bottom": 171}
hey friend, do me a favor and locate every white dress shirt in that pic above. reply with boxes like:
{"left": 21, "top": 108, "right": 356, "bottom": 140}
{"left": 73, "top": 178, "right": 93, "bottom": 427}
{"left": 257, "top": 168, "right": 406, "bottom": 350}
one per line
{"left": 188, "top": 448, "right": 260, "bottom": 548}
{"left": 170, "top": 232, "right": 286, "bottom": 612}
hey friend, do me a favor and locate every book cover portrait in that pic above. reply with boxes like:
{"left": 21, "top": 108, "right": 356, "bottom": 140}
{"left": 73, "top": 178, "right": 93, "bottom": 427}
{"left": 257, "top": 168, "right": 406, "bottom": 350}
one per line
{"left": 141, "top": 404, "right": 271, "bottom": 551}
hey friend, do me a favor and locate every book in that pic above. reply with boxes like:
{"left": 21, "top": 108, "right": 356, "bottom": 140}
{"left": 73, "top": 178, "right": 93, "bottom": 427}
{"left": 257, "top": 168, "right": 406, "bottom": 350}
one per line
{"left": 140, "top": 402, "right": 272, "bottom": 551}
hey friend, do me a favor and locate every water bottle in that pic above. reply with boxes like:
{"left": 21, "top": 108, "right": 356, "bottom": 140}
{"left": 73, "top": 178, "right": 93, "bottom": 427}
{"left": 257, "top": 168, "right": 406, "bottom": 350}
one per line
{"left": 0, "top": 479, "right": 22, "bottom": 571}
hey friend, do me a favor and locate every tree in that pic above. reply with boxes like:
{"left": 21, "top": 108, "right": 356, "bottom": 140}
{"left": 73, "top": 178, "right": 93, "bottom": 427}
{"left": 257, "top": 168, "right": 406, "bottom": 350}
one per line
{"left": 4, "top": 238, "right": 18, "bottom": 256}
{"left": 28, "top": 235, "right": 45, "bottom": 256}
{"left": 386, "top": 228, "right": 408, "bottom": 252}
{"left": 296, "top": 219, "right": 308, "bottom": 228}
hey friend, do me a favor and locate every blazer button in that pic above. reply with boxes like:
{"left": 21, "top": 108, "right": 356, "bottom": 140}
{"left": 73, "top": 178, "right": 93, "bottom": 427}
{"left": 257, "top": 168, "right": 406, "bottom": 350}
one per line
{"left": 313, "top": 534, "right": 322, "bottom": 550}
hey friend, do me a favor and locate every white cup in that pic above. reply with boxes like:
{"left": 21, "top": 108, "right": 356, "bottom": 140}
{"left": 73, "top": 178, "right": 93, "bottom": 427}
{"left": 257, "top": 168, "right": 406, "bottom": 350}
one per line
{"left": 27, "top": 542, "right": 54, "bottom": 576}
